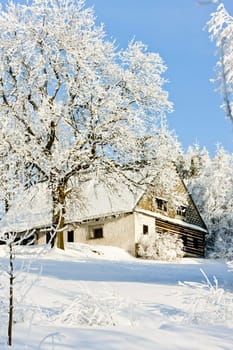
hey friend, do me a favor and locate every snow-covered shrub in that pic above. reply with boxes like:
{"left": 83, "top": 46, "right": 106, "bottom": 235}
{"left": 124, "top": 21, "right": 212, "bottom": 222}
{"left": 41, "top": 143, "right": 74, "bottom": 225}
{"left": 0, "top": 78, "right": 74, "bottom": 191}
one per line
{"left": 56, "top": 285, "right": 139, "bottom": 327}
{"left": 137, "top": 232, "right": 184, "bottom": 261}
{"left": 58, "top": 292, "right": 119, "bottom": 326}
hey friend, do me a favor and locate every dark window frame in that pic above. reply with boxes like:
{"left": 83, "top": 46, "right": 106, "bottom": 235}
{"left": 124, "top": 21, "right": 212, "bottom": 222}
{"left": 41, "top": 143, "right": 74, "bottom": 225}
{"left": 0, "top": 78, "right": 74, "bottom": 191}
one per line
{"left": 46, "top": 232, "right": 51, "bottom": 244}
{"left": 155, "top": 198, "right": 168, "bottom": 212}
{"left": 182, "top": 235, "right": 188, "bottom": 246}
{"left": 89, "top": 226, "right": 104, "bottom": 239}
{"left": 193, "top": 238, "right": 199, "bottom": 249}
{"left": 93, "top": 227, "right": 103, "bottom": 239}
{"left": 176, "top": 205, "right": 187, "bottom": 218}
{"left": 67, "top": 230, "right": 74, "bottom": 242}
{"left": 143, "top": 224, "right": 149, "bottom": 235}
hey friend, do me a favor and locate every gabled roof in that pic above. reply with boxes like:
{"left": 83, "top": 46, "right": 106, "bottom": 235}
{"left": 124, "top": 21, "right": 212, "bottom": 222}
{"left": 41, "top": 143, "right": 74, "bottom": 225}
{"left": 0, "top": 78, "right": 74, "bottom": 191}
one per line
{"left": 66, "top": 178, "right": 145, "bottom": 222}
{"left": 0, "top": 177, "right": 145, "bottom": 234}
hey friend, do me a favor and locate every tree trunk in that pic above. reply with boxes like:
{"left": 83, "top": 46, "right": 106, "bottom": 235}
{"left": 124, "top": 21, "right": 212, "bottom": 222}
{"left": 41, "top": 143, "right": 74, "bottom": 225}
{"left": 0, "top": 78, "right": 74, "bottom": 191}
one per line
{"left": 50, "top": 181, "right": 67, "bottom": 250}
{"left": 8, "top": 242, "right": 14, "bottom": 346}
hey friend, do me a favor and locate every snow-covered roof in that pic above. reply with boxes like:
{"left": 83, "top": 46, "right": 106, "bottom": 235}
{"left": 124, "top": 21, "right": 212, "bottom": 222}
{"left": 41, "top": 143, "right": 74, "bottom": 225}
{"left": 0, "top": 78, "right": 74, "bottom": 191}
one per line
{"left": 0, "top": 178, "right": 145, "bottom": 234}
{"left": 0, "top": 171, "right": 206, "bottom": 235}
{"left": 66, "top": 179, "right": 144, "bottom": 223}
{"left": 0, "top": 182, "right": 53, "bottom": 234}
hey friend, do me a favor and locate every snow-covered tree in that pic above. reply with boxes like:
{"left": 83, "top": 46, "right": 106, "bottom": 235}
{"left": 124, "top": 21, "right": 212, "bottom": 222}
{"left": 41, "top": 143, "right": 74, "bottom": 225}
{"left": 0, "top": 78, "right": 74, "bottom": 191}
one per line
{"left": 207, "top": 3, "right": 233, "bottom": 121}
{"left": 186, "top": 146, "right": 233, "bottom": 258}
{"left": 0, "top": 0, "right": 174, "bottom": 249}
{"left": 178, "top": 144, "right": 210, "bottom": 179}
{"left": 0, "top": 134, "right": 26, "bottom": 218}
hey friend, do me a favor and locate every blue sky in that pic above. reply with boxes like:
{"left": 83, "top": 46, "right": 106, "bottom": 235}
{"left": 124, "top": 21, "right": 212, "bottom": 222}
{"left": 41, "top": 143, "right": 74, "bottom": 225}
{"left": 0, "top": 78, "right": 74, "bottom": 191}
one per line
{"left": 84, "top": 0, "right": 233, "bottom": 154}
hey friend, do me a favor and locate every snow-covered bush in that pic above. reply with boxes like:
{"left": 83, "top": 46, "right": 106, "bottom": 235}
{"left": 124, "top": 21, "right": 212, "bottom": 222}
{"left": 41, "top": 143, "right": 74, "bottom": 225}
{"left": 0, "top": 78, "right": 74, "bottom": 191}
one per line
{"left": 137, "top": 232, "right": 184, "bottom": 261}
{"left": 57, "top": 292, "right": 124, "bottom": 327}
{"left": 55, "top": 284, "right": 140, "bottom": 327}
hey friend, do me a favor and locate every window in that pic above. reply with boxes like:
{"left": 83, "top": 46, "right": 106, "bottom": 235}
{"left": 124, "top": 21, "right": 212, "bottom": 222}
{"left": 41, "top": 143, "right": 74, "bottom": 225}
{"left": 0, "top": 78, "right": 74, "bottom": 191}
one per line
{"left": 46, "top": 232, "right": 52, "bottom": 244}
{"left": 143, "top": 225, "right": 149, "bottom": 235}
{"left": 67, "top": 230, "right": 74, "bottom": 242}
{"left": 155, "top": 198, "right": 167, "bottom": 212}
{"left": 21, "top": 233, "right": 37, "bottom": 246}
{"left": 89, "top": 227, "right": 103, "bottom": 239}
{"left": 93, "top": 228, "right": 103, "bottom": 239}
{"left": 176, "top": 206, "right": 187, "bottom": 218}
{"left": 193, "top": 238, "right": 199, "bottom": 249}
{"left": 182, "top": 235, "right": 187, "bottom": 246}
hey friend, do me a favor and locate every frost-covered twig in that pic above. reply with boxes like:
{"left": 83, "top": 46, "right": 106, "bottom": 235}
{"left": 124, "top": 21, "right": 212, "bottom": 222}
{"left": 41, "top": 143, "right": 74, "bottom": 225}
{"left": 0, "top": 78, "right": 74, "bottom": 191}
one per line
{"left": 180, "top": 268, "right": 233, "bottom": 327}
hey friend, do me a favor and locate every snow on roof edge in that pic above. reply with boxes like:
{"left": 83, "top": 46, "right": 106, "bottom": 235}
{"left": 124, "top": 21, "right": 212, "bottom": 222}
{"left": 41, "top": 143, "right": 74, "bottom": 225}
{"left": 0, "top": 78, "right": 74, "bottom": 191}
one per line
{"left": 135, "top": 208, "right": 208, "bottom": 233}
{"left": 66, "top": 210, "right": 134, "bottom": 224}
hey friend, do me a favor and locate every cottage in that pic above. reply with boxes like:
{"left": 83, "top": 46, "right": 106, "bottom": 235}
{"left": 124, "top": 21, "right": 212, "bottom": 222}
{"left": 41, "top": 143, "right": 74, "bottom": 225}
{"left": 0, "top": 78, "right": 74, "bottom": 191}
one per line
{"left": 0, "top": 167, "right": 207, "bottom": 257}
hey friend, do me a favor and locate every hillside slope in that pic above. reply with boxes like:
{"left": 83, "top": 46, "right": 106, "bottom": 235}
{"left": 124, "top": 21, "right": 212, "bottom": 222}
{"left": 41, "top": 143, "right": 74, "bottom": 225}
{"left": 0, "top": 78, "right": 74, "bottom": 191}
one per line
{"left": 0, "top": 243, "right": 233, "bottom": 349}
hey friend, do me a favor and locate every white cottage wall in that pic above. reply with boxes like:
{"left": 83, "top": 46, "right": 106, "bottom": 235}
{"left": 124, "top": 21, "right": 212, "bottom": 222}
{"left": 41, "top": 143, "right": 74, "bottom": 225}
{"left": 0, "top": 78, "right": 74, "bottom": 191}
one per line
{"left": 37, "top": 230, "right": 47, "bottom": 245}
{"left": 68, "top": 214, "right": 136, "bottom": 255}
{"left": 134, "top": 211, "right": 156, "bottom": 243}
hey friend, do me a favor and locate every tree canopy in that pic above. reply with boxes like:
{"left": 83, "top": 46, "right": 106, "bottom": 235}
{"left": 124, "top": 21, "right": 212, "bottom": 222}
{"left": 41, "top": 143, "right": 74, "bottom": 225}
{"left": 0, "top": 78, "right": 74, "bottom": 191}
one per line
{"left": 207, "top": 3, "right": 233, "bottom": 121}
{"left": 0, "top": 0, "right": 176, "bottom": 248}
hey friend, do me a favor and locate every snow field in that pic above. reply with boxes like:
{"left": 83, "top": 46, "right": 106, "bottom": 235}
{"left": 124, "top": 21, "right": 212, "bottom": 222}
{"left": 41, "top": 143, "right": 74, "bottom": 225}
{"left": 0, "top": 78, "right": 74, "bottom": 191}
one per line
{"left": 0, "top": 243, "right": 233, "bottom": 349}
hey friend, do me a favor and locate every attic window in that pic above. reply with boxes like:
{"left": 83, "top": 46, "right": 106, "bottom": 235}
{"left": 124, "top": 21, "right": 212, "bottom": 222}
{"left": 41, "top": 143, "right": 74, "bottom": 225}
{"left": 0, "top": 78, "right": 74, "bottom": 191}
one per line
{"left": 176, "top": 206, "right": 187, "bottom": 218}
{"left": 155, "top": 198, "right": 167, "bottom": 212}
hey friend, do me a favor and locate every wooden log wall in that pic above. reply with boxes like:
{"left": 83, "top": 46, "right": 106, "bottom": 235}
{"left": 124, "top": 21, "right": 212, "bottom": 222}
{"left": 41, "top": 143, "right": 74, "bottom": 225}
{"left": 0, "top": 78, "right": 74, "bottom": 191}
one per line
{"left": 155, "top": 218, "right": 205, "bottom": 257}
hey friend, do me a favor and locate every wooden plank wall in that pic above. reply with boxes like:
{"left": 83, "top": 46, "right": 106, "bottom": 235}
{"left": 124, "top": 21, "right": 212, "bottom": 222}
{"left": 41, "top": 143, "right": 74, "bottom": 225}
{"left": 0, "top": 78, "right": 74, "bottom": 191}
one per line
{"left": 155, "top": 219, "right": 205, "bottom": 257}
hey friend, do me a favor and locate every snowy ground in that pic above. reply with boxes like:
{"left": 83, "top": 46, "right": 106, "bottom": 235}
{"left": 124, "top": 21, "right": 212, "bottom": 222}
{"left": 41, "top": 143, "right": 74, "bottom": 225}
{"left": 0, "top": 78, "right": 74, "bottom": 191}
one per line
{"left": 1, "top": 243, "right": 233, "bottom": 349}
